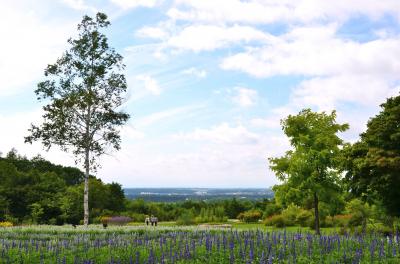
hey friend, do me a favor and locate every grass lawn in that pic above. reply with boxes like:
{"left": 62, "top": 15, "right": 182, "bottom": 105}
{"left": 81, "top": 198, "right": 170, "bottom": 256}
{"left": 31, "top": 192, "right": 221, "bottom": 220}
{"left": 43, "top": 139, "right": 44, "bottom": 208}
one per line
{"left": 126, "top": 221, "right": 340, "bottom": 235}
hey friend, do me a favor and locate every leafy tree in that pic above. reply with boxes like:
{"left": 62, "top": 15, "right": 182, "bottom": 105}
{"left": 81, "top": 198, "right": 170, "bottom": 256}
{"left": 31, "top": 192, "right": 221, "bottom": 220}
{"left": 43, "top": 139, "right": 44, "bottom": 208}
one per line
{"left": 59, "top": 185, "right": 83, "bottom": 225}
{"left": 272, "top": 184, "right": 306, "bottom": 208}
{"left": 2, "top": 152, "right": 85, "bottom": 185}
{"left": 269, "top": 109, "right": 348, "bottom": 234}
{"left": 345, "top": 199, "right": 373, "bottom": 232}
{"left": 107, "top": 182, "right": 126, "bottom": 212}
{"left": 29, "top": 203, "right": 44, "bottom": 224}
{"left": 223, "top": 198, "right": 251, "bottom": 219}
{"left": 342, "top": 95, "right": 400, "bottom": 217}
{"left": 25, "top": 13, "right": 129, "bottom": 226}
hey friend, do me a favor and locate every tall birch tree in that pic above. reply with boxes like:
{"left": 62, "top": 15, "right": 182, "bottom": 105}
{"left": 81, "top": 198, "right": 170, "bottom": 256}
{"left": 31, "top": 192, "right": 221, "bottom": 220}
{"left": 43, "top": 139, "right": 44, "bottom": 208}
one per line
{"left": 25, "top": 13, "right": 129, "bottom": 226}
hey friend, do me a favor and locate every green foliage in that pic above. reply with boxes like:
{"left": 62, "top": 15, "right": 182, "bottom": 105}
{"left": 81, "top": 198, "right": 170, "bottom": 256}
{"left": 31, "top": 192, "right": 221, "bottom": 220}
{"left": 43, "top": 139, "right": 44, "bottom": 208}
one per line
{"left": 264, "top": 205, "right": 313, "bottom": 227}
{"left": 176, "top": 209, "right": 196, "bottom": 225}
{"left": 0, "top": 151, "right": 125, "bottom": 224}
{"left": 344, "top": 199, "right": 374, "bottom": 230}
{"left": 223, "top": 198, "right": 252, "bottom": 219}
{"left": 122, "top": 197, "right": 256, "bottom": 223}
{"left": 126, "top": 213, "right": 146, "bottom": 223}
{"left": 263, "top": 199, "right": 281, "bottom": 217}
{"left": 29, "top": 203, "right": 44, "bottom": 224}
{"left": 196, "top": 206, "right": 227, "bottom": 223}
{"left": 342, "top": 94, "right": 400, "bottom": 216}
{"left": 281, "top": 204, "right": 303, "bottom": 226}
{"left": 296, "top": 210, "right": 313, "bottom": 227}
{"left": 237, "top": 210, "right": 262, "bottom": 223}
{"left": 25, "top": 13, "right": 129, "bottom": 166}
{"left": 269, "top": 108, "right": 349, "bottom": 234}
{"left": 4, "top": 152, "right": 84, "bottom": 185}
{"left": 264, "top": 214, "right": 286, "bottom": 227}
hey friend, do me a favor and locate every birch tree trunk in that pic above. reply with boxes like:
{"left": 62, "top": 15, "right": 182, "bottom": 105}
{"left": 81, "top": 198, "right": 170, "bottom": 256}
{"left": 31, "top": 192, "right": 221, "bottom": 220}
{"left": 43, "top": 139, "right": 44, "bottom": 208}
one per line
{"left": 83, "top": 149, "right": 90, "bottom": 226}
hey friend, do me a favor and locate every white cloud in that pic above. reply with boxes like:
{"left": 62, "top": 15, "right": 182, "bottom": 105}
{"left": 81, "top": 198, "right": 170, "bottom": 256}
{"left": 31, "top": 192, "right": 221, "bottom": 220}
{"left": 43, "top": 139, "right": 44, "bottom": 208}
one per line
{"left": 251, "top": 118, "right": 280, "bottom": 129}
{"left": 136, "top": 105, "right": 203, "bottom": 128}
{"left": 181, "top": 67, "right": 207, "bottom": 78}
{"left": 167, "top": 24, "right": 273, "bottom": 52}
{"left": 135, "top": 23, "right": 274, "bottom": 54}
{"left": 168, "top": 0, "right": 400, "bottom": 24}
{"left": 0, "top": 110, "right": 76, "bottom": 167}
{"left": 121, "top": 125, "right": 146, "bottom": 140}
{"left": 232, "top": 87, "right": 258, "bottom": 107}
{"left": 292, "top": 75, "right": 399, "bottom": 110}
{"left": 136, "top": 74, "right": 162, "bottom": 95}
{"left": 136, "top": 26, "right": 169, "bottom": 39}
{"left": 174, "top": 123, "right": 259, "bottom": 144}
{"left": 110, "top": 0, "right": 160, "bottom": 9}
{"left": 221, "top": 24, "right": 400, "bottom": 78}
{"left": 61, "top": 0, "right": 95, "bottom": 11}
{"left": 250, "top": 107, "right": 293, "bottom": 129}
{"left": 0, "top": 3, "right": 75, "bottom": 97}
{"left": 100, "top": 123, "right": 289, "bottom": 187}
{"left": 220, "top": 24, "right": 400, "bottom": 113}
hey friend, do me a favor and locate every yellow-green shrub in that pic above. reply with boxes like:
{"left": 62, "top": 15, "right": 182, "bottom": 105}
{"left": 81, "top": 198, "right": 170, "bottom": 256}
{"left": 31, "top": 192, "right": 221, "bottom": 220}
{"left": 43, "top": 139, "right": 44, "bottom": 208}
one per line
{"left": 237, "top": 210, "right": 262, "bottom": 223}
{"left": 332, "top": 214, "right": 352, "bottom": 227}
{"left": 0, "top": 221, "right": 13, "bottom": 227}
{"left": 296, "top": 210, "right": 313, "bottom": 227}
{"left": 264, "top": 214, "right": 286, "bottom": 227}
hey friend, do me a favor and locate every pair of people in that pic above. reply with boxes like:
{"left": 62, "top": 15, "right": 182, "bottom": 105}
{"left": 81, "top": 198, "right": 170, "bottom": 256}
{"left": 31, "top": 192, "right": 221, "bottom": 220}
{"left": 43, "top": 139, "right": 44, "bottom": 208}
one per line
{"left": 145, "top": 215, "right": 158, "bottom": 226}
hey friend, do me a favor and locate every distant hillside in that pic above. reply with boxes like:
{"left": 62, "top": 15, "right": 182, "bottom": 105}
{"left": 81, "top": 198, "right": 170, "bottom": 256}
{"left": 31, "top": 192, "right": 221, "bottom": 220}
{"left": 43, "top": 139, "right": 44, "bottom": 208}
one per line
{"left": 123, "top": 188, "right": 274, "bottom": 202}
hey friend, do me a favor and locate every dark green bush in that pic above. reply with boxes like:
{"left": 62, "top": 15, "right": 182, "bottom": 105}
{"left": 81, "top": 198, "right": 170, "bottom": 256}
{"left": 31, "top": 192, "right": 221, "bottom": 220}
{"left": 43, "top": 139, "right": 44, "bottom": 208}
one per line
{"left": 348, "top": 212, "right": 363, "bottom": 227}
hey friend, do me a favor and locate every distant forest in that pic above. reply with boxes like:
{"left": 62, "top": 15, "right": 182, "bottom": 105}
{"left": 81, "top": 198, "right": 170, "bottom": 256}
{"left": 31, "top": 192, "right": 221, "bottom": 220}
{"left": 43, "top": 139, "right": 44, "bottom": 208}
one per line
{"left": 123, "top": 188, "right": 274, "bottom": 202}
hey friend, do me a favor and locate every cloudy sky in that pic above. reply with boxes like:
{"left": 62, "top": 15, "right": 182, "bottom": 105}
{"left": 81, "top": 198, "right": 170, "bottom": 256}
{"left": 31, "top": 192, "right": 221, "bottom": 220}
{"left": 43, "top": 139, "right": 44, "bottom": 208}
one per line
{"left": 1, "top": 0, "right": 399, "bottom": 188}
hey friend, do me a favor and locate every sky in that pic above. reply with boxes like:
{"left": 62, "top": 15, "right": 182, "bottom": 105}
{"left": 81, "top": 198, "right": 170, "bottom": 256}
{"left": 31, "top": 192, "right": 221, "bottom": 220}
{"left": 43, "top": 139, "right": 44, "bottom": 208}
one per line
{"left": 0, "top": 0, "right": 400, "bottom": 188}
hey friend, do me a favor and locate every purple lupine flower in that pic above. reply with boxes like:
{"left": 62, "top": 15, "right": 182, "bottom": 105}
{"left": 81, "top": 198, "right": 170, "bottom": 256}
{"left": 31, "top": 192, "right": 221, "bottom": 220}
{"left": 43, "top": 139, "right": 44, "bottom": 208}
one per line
{"left": 369, "top": 239, "right": 376, "bottom": 263}
{"left": 135, "top": 251, "right": 140, "bottom": 264}
{"left": 379, "top": 240, "right": 385, "bottom": 258}
{"left": 229, "top": 250, "right": 235, "bottom": 264}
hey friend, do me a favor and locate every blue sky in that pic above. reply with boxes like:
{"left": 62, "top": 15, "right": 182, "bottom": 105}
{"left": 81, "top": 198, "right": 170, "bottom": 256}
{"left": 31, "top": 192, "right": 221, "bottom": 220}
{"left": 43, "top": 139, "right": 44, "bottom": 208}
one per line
{"left": 0, "top": 0, "right": 399, "bottom": 188}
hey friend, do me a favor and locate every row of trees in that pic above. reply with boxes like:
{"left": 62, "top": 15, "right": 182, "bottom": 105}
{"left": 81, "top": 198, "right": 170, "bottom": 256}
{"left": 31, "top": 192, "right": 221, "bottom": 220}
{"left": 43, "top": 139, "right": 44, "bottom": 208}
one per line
{"left": 0, "top": 150, "right": 125, "bottom": 225}
{"left": 270, "top": 94, "right": 400, "bottom": 234}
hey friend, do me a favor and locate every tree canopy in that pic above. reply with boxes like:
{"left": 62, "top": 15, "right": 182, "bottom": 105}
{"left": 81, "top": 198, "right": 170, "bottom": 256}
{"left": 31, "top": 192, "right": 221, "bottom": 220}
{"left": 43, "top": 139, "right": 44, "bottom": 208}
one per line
{"left": 269, "top": 109, "right": 349, "bottom": 234}
{"left": 342, "top": 94, "right": 400, "bottom": 216}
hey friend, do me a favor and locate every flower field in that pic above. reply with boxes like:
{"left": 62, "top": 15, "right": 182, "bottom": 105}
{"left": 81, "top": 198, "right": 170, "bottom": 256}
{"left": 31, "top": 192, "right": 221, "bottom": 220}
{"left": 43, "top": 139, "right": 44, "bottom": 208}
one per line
{"left": 0, "top": 225, "right": 399, "bottom": 263}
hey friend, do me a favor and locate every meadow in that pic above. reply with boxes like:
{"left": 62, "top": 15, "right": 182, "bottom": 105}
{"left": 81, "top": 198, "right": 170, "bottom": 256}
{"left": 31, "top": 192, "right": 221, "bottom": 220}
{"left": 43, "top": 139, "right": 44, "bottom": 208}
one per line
{"left": 1, "top": 224, "right": 399, "bottom": 263}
